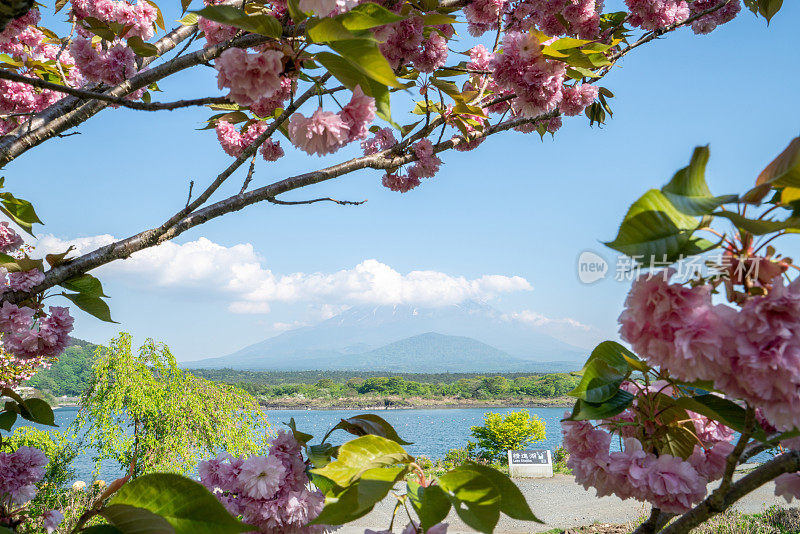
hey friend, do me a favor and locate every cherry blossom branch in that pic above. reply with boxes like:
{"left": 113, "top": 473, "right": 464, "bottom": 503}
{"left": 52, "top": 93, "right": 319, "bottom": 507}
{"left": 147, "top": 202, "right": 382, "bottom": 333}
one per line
{"left": 0, "top": 70, "right": 231, "bottom": 111}
{"left": 0, "top": 23, "right": 264, "bottom": 166}
{"left": 0, "top": 21, "right": 198, "bottom": 160}
{"left": 601, "top": 0, "right": 731, "bottom": 74}
{"left": 657, "top": 450, "right": 800, "bottom": 534}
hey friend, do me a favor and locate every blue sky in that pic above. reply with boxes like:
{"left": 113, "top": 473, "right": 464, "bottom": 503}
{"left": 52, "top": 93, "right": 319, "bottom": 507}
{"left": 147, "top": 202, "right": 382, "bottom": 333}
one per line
{"left": 7, "top": 1, "right": 800, "bottom": 361}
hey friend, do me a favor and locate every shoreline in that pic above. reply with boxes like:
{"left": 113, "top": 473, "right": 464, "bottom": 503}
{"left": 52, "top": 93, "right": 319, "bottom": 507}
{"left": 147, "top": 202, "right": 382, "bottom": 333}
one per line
{"left": 257, "top": 396, "right": 573, "bottom": 410}
{"left": 51, "top": 396, "right": 573, "bottom": 410}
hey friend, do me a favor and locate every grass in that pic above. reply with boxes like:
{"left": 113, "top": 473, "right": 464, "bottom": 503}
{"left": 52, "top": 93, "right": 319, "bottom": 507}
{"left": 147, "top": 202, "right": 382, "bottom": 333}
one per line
{"left": 539, "top": 507, "right": 800, "bottom": 534}
{"left": 688, "top": 506, "right": 800, "bottom": 534}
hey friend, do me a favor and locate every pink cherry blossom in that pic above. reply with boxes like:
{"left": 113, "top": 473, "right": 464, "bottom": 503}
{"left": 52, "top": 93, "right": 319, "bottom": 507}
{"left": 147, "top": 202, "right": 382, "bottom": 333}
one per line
{"left": 8, "top": 269, "right": 45, "bottom": 292}
{"left": 560, "top": 84, "right": 599, "bottom": 116}
{"left": 339, "top": 86, "right": 376, "bottom": 142}
{"left": 216, "top": 48, "right": 285, "bottom": 106}
{"left": 646, "top": 454, "right": 706, "bottom": 513}
{"left": 490, "top": 31, "right": 566, "bottom": 118}
{"left": 288, "top": 108, "right": 350, "bottom": 156}
{"left": 775, "top": 472, "right": 800, "bottom": 503}
{"left": 238, "top": 455, "right": 286, "bottom": 500}
{"left": 0, "top": 222, "right": 23, "bottom": 253}
{"left": 362, "top": 128, "right": 397, "bottom": 155}
{"left": 625, "top": 0, "right": 690, "bottom": 30}
{"left": 690, "top": 0, "right": 741, "bottom": 34}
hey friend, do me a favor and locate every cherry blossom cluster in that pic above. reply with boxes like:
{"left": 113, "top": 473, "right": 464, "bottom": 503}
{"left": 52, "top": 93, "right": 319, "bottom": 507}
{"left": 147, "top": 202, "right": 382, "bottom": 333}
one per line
{"left": 0, "top": 224, "right": 74, "bottom": 386}
{"left": 0, "top": 446, "right": 63, "bottom": 532}
{"left": 288, "top": 86, "right": 376, "bottom": 157}
{"left": 374, "top": 138, "right": 442, "bottom": 194}
{"left": 374, "top": 18, "right": 451, "bottom": 73}
{"left": 0, "top": 10, "right": 75, "bottom": 136}
{"left": 198, "top": 430, "right": 328, "bottom": 533}
{"left": 619, "top": 271, "right": 800, "bottom": 431}
{"left": 70, "top": 0, "right": 158, "bottom": 40}
{"left": 215, "top": 121, "right": 284, "bottom": 162}
{"left": 615, "top": 269, "right": 800, "bottom": 504}
{"left": 562, "top": 382, "right": 735, "bottom": 513}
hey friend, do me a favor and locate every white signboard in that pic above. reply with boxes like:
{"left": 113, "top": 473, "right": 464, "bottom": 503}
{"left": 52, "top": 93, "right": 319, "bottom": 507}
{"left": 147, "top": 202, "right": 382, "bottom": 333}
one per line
{"left": 508, "top": 449, "right": 553, "bottom": 478}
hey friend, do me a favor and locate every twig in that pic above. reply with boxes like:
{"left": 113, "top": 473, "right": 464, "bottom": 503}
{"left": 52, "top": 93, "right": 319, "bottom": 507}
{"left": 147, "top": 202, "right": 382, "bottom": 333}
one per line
{"left": 240, "top": 155, "right": 257, "bottom": 195}
{"left": 266, "top": 196, "right": 367, "bottom": 206}
{"left": 185, "top": 180, "right": 194, "bottom": 208}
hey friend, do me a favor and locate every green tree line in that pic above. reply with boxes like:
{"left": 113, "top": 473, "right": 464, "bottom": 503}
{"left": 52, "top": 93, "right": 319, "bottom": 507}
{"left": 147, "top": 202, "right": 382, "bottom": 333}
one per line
{"left": 26, "top": 342, "right": 579, "bottom": 400}
{"left": 224, "top": 373, "right": 579, "bottom": 400}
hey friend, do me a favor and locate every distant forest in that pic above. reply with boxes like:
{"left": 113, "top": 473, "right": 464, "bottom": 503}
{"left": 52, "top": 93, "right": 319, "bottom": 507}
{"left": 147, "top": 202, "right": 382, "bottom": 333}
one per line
{"left": 26, "top": 341, "right": 580, "bottom": 400}
{"left": 190, "top": 369, "right": 580, "bottom": 400}
{"left": 26, "top": 338, "right": 97, "bottom": 396}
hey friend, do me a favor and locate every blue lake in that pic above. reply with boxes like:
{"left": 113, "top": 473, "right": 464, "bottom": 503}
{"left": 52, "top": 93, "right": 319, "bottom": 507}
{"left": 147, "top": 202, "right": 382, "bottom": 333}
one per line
{"left": 19, "top": 405, "right": 770, "bottom": 483}
{"left": 18, "top": 406, "right": 570, "bottom": 482}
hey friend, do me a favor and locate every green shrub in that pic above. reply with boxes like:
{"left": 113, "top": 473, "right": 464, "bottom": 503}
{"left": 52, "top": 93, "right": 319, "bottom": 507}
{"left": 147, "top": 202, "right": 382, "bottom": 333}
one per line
{"left": 469, "top": 410, "right": 546, "bottom": 463}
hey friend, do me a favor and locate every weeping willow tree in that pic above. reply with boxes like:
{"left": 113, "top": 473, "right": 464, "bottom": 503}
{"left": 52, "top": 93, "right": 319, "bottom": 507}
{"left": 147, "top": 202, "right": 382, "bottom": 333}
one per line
{"left": 73, "top": 333, "right": 269, "bottom": 477}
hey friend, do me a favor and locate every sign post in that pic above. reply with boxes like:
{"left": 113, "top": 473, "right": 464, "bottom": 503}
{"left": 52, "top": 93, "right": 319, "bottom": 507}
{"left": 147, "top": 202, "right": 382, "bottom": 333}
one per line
{"left": 507, "top": 449, "right": 553, "bottom": 478}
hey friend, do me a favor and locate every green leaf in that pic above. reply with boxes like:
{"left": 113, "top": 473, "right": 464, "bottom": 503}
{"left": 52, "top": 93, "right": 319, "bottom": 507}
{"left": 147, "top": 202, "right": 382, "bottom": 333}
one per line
{"left": 332, "top": 413, "right": 412, "bottom": 445}
{"left": 0, "top": 410, "right": 16, "bottom": 431}
{"left": 0, "top": 192, "right": 42, "bottom": 235}
{"left": 308, "top": 443, "right": 339, "bottom": 468}
{"left": 674, "top": 394, "right": 764, "bottom": 440}
{"left": 328, "top": 39, "right": 401, "bottom": 88}
{"left": 438, "top": 467, "right": 501, "bottom": 533}
{"left": 46, "top": 246, "right": 75, "bottom": 268}
{"left": 109, "top": 473, "right": 252, "bottom": 534}
{"left": 421, "top": 12, "right": 458, "bottom": 25}
{"left": 605, "top": 189, "right": 705, "bottom": 263}
{"left": 568, "top": 389, "right": 635, "bottom": 421}
{"left": 307, "top": 18, "right": 357, "bottom": 42}
{"left": 458, "top": 462, "right": 541, "bottom": 523}
{"left": 661, "top": 146, "right": 737, "bottom": 215}
{"left": 339, "top": 3, "right": 405, "bottom": 30}
{"left": 569, "top": 358, "right": 627, "bottom": 404}
{"left": 100, "top": 504, "right": 175, "bottom": 534}
{"left": 756, "top": 137, "right": 800, "bottom": 189}
{"left": 62, "top": 292, "right": 117, "bottom": 323}
{"left": 757, "top": 0, "right": 783, "bottom": 22}
{"left": 712, "top": 211, "right": 800, "bottom": 235}
{"left": 407, "top": 481, "right": 452, "bottom": 532}
{"left": 286, "top": 0, "right": 308, "bottom": 23}
{"left": 314, "top": 53, "right": 395, "bottom": 124}
{"left": 127, "top": 36, "right": 159, "bottom": 57}
{"left": 177, "top": 12, "right": 198, "bottom": 25}
{"left": 19, "top": 397, "right": 56, "bottom": 426}
{"left": 570, "top": 342, "right": 648, "bottom": 403}
{"left": 61, "top": 273, "right": 109, "bottom": 298}
{"left": 283, "top": 417, "right": 313, "bottom": 445}
{"left": 194, "top": 6, "right": 283, "bottom": 38}
{"left": 311, "top": 435, "right": 413, "bottom": 486}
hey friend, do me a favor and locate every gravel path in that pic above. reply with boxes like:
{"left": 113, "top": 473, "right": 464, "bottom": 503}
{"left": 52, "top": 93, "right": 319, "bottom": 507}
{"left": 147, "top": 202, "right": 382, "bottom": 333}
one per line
{"left": 334, "top": 471, "right": 787, "bottom": 533}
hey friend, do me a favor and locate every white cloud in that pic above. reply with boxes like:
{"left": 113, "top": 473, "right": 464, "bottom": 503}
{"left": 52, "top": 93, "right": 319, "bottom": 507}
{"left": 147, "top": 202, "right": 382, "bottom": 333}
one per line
{"left": 505, "top": 309, "right": 604, "bottom": 349}
{"left": 506, "top": 310, "right": 591, "bottom": 331}
{"left": 36, "top": 235, "right": 533, "bottom": 314}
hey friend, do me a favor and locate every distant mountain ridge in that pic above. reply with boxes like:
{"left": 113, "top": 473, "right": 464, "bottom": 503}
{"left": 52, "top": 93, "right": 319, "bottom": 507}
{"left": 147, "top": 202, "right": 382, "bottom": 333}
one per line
{"left": 185, "top": 301, "right": 585, "bottom": 373}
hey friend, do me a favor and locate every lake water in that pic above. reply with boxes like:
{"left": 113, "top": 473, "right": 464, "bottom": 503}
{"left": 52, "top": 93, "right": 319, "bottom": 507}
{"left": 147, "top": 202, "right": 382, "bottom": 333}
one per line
{"left": 16, "top": 405, "right": 571, "bottom": 482}
{"left": 18, "top": 405, "right": 770, "bottom": 483}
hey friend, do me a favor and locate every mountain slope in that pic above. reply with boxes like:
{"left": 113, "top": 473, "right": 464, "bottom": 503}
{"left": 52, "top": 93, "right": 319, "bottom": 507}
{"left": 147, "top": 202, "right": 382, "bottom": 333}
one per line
{"left": 186, "top": 301, "right": 585, "bottom": 371}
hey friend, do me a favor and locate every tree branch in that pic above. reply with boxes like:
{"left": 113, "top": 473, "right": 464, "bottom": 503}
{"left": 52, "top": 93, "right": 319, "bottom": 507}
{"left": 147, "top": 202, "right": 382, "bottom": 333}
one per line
{"left": 658, "top": 450, "right": 800, "bottom": 534}
{"left": 0, "top": 70, "right": 231, "bottom": 111}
